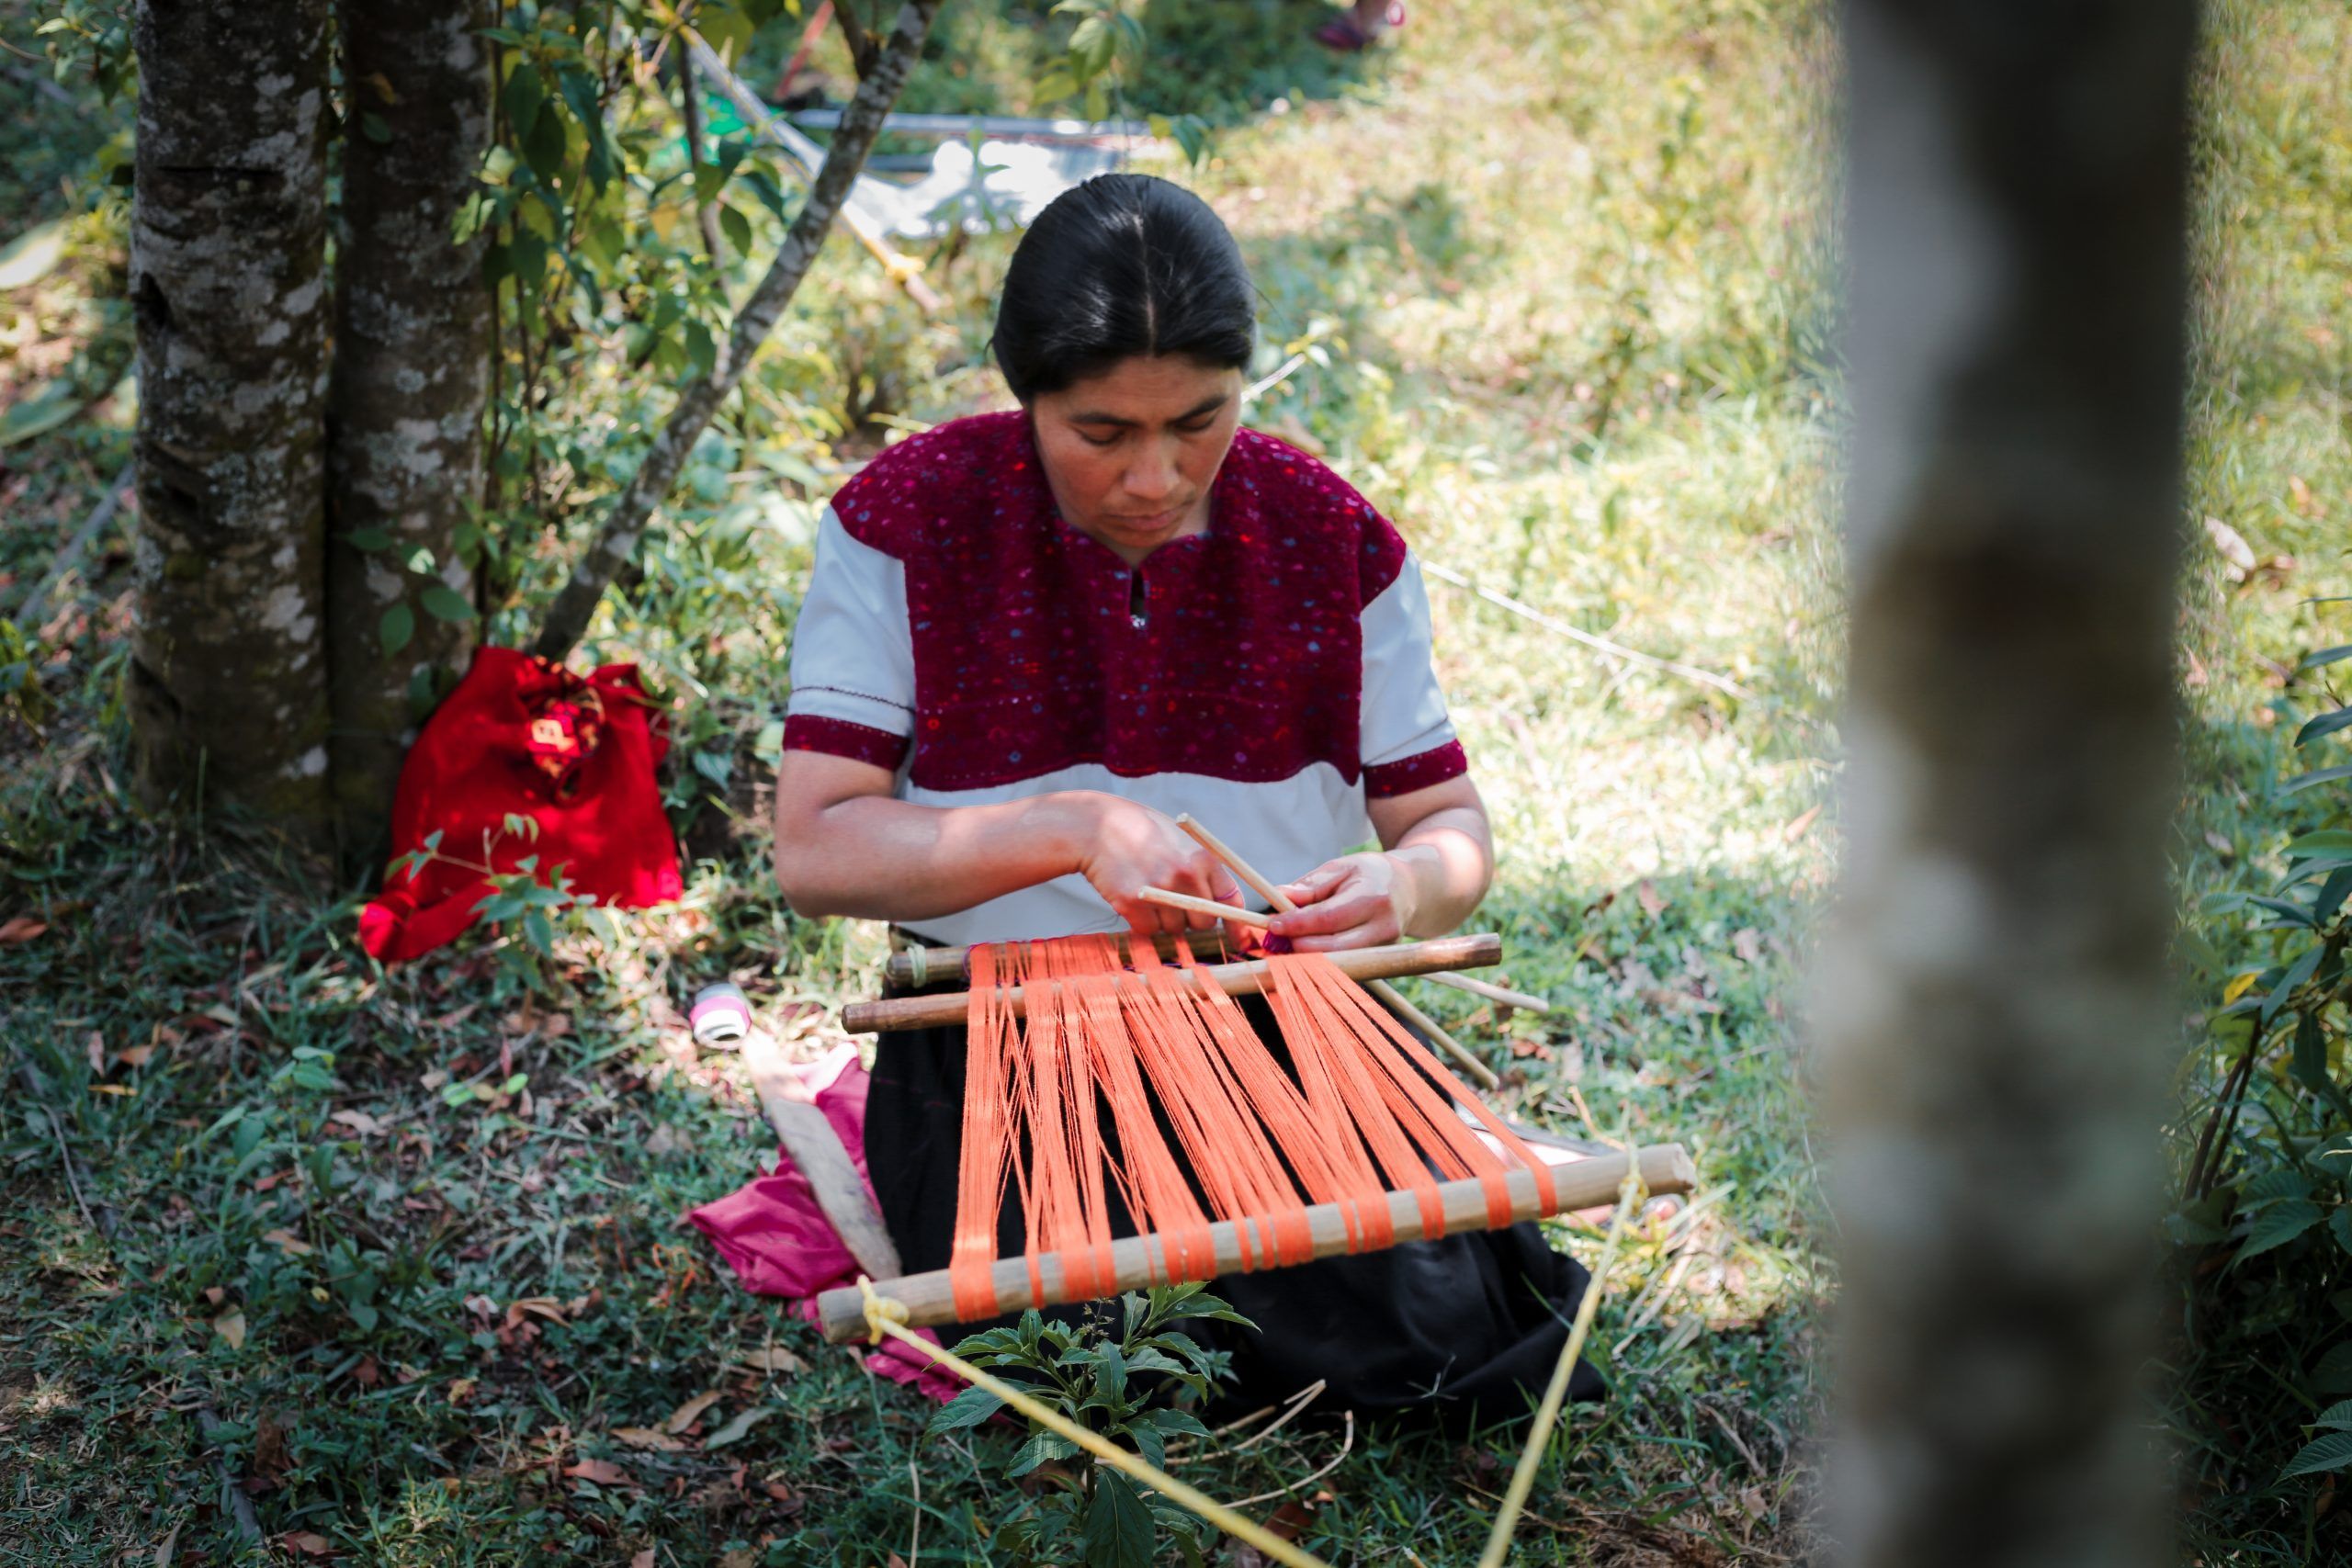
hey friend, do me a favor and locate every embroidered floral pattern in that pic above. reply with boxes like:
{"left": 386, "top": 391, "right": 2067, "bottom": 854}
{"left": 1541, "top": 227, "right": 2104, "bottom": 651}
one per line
{"left": 815, "top": 411, "right": 1461, "bottom": 794}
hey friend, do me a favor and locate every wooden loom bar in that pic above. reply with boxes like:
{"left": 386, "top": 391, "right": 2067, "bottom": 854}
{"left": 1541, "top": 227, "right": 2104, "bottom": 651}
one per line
{"left": 883, "top": 930, "right": 1230, "bottom": 990}
{"left": 840, "top": 933, "right": 1504, "bottom": 1033}
{"left": 816, "top": 1143, "right": 1697, "bottom": 1341}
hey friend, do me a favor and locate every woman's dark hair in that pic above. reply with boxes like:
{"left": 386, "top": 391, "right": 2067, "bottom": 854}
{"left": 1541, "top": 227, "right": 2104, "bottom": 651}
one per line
{"left": 991, "top": 173, "right": 1257, "bottom": 402}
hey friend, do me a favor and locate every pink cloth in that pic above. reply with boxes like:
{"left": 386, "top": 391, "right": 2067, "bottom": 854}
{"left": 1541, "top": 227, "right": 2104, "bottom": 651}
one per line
{"left": 686, "top": 1043, "right": 961, "bottom": 1402}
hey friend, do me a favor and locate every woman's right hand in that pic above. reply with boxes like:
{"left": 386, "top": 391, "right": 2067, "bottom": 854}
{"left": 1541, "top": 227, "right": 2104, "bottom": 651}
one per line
{"left": 1069, "top": 795, "right": 1246, "bottom": 935}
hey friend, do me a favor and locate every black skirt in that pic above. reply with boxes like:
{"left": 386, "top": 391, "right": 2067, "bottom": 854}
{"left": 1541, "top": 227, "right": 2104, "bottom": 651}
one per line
{"left": 861, "top": 990, "right": 1604, "bottom": 1427}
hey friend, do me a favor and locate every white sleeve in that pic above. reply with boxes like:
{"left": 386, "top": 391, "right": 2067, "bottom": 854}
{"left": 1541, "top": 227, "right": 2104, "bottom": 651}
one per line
{"left": 1359, "top": 551, "right": 1459, "bottom": 770}
{"left": 786, "top": 504, "right": 916, "bottom": 739}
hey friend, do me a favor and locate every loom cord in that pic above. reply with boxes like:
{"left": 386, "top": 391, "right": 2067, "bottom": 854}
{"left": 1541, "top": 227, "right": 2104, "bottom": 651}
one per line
{"left": 944, "top": 934, "right": 1564, "bottom": 1315}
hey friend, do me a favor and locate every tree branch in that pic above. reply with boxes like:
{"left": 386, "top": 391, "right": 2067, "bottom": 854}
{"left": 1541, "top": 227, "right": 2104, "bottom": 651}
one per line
{"left": 834, "top": 0, "right": 878, "bottom": 80}
{"left": 530, "top": 0, "right": 943, "bottom": 662}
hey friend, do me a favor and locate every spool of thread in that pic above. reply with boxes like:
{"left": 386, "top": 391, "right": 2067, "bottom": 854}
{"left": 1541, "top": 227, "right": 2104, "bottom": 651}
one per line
{"left": 689, "top": 982, "right": 753, "bottom": 1045}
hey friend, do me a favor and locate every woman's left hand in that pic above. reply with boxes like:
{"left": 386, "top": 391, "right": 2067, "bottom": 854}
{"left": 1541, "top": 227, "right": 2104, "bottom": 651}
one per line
{"left": 1266, "top": 852, "right": 1419, "bottom": 952}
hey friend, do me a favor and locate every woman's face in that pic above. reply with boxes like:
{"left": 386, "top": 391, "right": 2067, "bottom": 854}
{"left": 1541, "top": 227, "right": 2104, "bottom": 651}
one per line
{"left": 1029, "top": 355, "right": 1244, "bottom": 565}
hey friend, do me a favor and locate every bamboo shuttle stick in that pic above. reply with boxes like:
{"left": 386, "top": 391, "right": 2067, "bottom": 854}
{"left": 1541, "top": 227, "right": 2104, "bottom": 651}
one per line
{"left": 1136, "top": 886, "right": 1273, "bottom": 928}
{"left": 840, "top": 934, "right": 1503, "bottom": 1033}
{"left": 816, "top": 1143, "right": 1698, "bottom": 1341}
{"left": 1419, "top": 970, "right": 1552, "bottom": 1014}
{"left": 1174, "top": 814, "right": 1503, "bottom": 1091}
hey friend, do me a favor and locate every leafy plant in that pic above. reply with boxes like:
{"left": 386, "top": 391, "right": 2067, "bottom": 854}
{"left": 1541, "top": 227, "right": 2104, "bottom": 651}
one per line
{"left": 927, "top": 1283, "right": 1250, "bottom": 1567}
{"left": 389, "top": 814, "right": 600, "bottom": 993}
{"left": 2170, "top": 625, "right": 2352, "bottom": 1490}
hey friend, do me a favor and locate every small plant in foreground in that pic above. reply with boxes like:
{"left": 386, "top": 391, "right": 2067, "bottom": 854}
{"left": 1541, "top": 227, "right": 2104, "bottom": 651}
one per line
{"left": 928, "top": 1283, "right": 1251, "bottom": 1567}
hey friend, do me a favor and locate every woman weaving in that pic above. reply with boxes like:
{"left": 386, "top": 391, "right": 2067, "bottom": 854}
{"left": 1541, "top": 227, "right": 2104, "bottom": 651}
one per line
{"left": 772, "top": 173, "right": 1598, "bottom": 1421}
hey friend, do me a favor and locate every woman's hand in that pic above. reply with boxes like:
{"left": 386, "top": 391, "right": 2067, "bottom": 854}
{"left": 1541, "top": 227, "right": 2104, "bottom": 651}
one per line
{"left": 1266, "top": 851, "right": 1419, "bottom": 952}
{"left": 1073, "top": 795, "right": 1246, "bottom": 935}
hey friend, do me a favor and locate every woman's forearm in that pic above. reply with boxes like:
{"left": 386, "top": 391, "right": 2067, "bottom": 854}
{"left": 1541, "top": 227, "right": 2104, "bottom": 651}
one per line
{"left": 775, "top": 786, "right": 1098, "bottom": 922}
{"left": 1388, "top": 804, "right": 1494, "bottom": 937}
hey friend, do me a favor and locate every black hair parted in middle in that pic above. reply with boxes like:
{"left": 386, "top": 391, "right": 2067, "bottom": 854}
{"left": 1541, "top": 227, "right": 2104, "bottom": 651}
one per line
{"left": 989, "top": 173, "right": 1258, "bottom": 404}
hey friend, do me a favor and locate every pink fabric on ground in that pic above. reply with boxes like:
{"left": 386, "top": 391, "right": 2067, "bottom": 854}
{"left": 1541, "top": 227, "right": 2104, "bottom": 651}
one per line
{"left": 685, "top": 1043, "right": 962, "bottom": 1403}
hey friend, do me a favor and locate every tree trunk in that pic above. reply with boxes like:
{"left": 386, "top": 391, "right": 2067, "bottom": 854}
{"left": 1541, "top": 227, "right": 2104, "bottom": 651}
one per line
{"left": 327, "top": 0, "right": 494, "bottom": 863}
{"left": 128, "top": 0, "right": 334, "bottom": 839}
{"left": 1819, "top": 4, "right": 2198, "bottom": 1566}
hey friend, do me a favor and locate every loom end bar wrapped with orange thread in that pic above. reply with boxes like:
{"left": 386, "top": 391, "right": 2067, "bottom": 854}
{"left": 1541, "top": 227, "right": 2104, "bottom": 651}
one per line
{"left": 817, "top": 1145, "right": 1694, "bottom": 1342}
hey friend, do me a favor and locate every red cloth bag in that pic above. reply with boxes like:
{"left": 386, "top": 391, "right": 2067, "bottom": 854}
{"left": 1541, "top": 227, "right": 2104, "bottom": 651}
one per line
{"left": 359, "top": 647, "right": 684, "bottom": 963}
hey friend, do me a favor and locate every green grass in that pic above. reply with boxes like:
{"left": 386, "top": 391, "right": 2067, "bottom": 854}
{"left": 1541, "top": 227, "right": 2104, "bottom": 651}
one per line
{"left": 34, "top": 0, "right": 2350, "bottom": 1560}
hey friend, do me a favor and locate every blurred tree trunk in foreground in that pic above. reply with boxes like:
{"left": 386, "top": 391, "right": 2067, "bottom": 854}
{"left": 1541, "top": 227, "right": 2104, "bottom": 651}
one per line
{"left": 128, "top": 0, "right": 333, "bottom": 840}
{"left": 326, "top": 0, "right": 494, "bottom": 863}
{"left": 1820, "top": 3, "right": 2198, "bottom": 1565}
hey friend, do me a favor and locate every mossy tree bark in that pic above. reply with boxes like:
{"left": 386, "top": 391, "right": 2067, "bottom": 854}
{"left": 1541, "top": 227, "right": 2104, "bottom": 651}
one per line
{"left": 1819, "top": 3, "right": 2198, "bottom": 1565}
{"left": 325, "top": 0, "right": 494, "bottom": 863}
{"left": 128, "top": 0, "right": 334, "bottom": 840}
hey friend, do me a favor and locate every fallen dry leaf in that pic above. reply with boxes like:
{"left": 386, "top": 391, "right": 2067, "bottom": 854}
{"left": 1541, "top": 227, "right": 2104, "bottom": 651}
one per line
{"left": 252, "top": 1411, "right": 291, "bottom": 1485}
{"left": 1781, "top": 803, "right": 1823, "bottom": 842}
{"left": 261, "top": 1229, "right": 314, "bottom": 1257}
{"left": 612, "top": 1427, "right": 687, "bottom": 1452}
{"left": 663, "top": 1390, "right": 723, "bottom": 1434}
{"left": 85, "top": 1031, "right": 106, "bottom": 1073}
{"left": 504, "top": 1296, "right": 568, "bottom": 1331}
{"left": 119, "top": 1043, "right": 155, "bottom": 1068}
{"left": 563, "top": 1458, "right": 635, "bottom": 1487}
{"left": 723, "top": 1551, "right": 759, "bottom": 1568}
{"left": 203, "top": 1285, "right": 226, "bottom": 1305}
{"left": 281, "top": 1529, "right": 335, "bottom": 1557}
{"left": 212, "top": 1310, "right": 246, "bottom": 1350}
{"left": 631, "top": 1551, "right": 656, "bottom": 1568}
{"left": 1635, "top": 879, "right": 1665, "bottom": 919}
{"left": 730, "top": 1346, "right": 806, "bottom": 1375}
{"left": 329, "top": 1109, "right": 385, "bottom": 1136}
{"left": 0, "top": 916, "right": 47, "bottom": 945}
{"left": 352, "top": 1356, "right": 380, "bottom": 1389}
{"left": 1731, "top": 927, "right": 1764, "bottom": 964}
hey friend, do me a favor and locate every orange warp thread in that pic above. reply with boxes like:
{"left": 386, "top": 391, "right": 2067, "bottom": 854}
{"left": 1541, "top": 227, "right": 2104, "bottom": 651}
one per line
{"left": 943, "top": 935, "right": 1560, "bottom": 1323}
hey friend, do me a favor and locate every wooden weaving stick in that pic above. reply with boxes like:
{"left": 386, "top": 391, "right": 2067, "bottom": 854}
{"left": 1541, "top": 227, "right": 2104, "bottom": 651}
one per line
{"left": 883, "top": 930, "right": 1231, "bottom": 990}
{"left": 1135, "top": 891, "right": 1545, "bottom": 1015}
{"left": 1174, "top": 814, "right": 1504, "bottom": 1091}
{"left": 818, "top": 1142, "right": 1696, "bottom": 1341}
{"left": 841, "top": 933, "right": 1501, "bottom": 1033}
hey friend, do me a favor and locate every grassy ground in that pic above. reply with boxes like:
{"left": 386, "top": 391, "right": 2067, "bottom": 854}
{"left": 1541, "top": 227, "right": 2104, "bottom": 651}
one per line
{"left": 13, "top": 0, "right": 2329, "bottom": 1562}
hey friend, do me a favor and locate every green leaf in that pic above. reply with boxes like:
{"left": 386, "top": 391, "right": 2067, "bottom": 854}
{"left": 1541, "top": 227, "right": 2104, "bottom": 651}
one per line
{"left": 2298, "top": 707, "right": 2352, "bottom": 748}
{"left": 928, "top": 1386, "right": 1005, "bottom": 1433}
{"left": 2294, "top": 1011, "right": 2352, "bottom": 1122}
{"left": 345, "top": 526, "right": 393, "bottom": 553}
{"left": 2334, "top": 1207, "right": 2352, "bottom": 1257}
{"left": 0, "top": 381, "right": 81, "bottom": 446}
{"left": 2243, "top": 1167, "right": 2315, "bottom": 1205}
{"left": 2282, "top": 1431, "right": 2352, "bottom": 1481}
{"left": 503, "top": 62, "right": 545, "bottom": 144}
{"left": 360, "top": 112, "right": 392, "bottom": 144}
{"left": 2235, "top": 1198, "right": 2322, "bottom": 1263}
{"left": 1005, "top": 1427, "right": 1080, "bottom": 1478}
{"left": 2285, "top": 764, "right": 2352, "bottom": 796}
{"left": 2316, "top": 1399, "right": 2352, "bottom": 1430}
{"left": 1080, "top": 1468, "right": 1156, "bottom": 1568}
{"left": 2316, "top": 1341, "right": 2352, "bottom": 1394}
{"left": 2289, "top": 830, "right": 2352, "bottom": 859}
{"left": 2304, "top": 646, "right": 2352, "bottom": 671}
{"left": 523, "top": 107, "right": 568, "bottom": 186}
{"left": 420, "top": 584, "right": 475, "bottom": 623}
{"left": 379, "top": 602, "right": 415, "bottom": 657}
{"left": 0, "top": 218, "right": 70, "bottom": 290}
{"left": 718, "top": 203, "right": 753, "bottom": 258}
